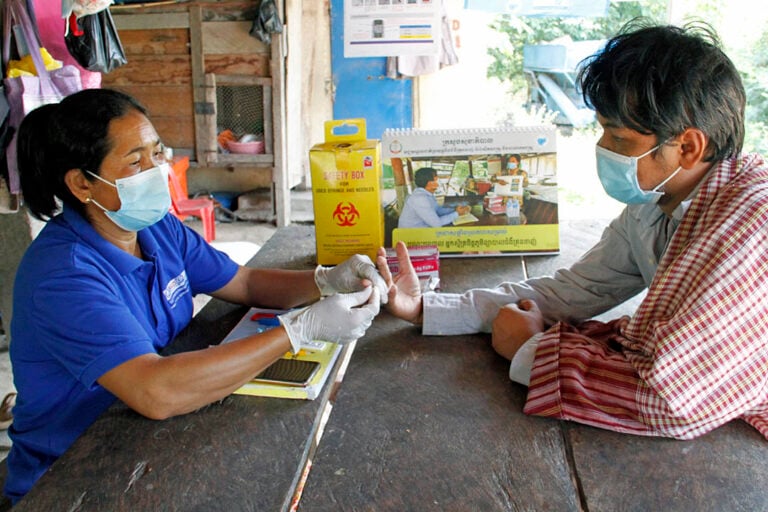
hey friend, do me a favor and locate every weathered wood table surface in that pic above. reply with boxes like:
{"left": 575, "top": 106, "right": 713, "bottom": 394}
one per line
{"left": 301, "top": 220, "right": 768, "bottom": 512}
{"left": 12, "top": 223, "right": 768, "bottom": 511}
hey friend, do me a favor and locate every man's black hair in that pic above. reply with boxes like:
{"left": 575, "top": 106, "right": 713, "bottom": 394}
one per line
{"left": 578, "top": 19, "right": 745, "bottom": 161}
{"left": 414, "top": 167, "right": 438, "bottom": 188}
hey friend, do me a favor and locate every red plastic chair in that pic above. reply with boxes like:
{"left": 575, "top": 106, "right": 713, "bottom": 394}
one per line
{"left": 167, "top": 157, "right": 216, "bottom": 242}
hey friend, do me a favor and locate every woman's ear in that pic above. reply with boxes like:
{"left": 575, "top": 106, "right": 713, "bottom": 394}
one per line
{"left": 677, "top": 128, "right": 709, "bottom": 169}
{"left": 64, "top": 169, "right": 93, "bottom": 204}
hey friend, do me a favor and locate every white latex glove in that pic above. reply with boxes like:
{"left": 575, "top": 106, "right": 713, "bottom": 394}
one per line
{"left": 279, "top": 287, "right": 381, "bottom": 350}
{"left": 314, "top": 255, "right": 389, "bottom": 304}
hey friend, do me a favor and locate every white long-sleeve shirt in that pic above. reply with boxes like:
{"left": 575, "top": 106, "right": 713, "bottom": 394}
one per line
{"left": 422, "top": 199, "right": 689, "bottom": 335}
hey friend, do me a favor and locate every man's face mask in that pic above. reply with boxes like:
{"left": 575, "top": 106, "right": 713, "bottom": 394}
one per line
{"left": 87, "top": 163, "right": 172, "bottom": 231}
{"left": 595, "top": 144, "right": 681, "bottom": 204}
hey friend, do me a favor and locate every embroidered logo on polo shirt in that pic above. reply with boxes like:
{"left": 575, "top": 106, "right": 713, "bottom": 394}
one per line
{"left": 163, "top": 270, "right": 190, "bottom": 308}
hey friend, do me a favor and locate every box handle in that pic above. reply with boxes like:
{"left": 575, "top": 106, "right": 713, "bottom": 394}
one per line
{"left": 325, "top": 119, "right": 367, "bottom": 143}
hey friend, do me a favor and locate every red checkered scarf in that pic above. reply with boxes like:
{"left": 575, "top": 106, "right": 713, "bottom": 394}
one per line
{"left": 622, "top": 153, "right": 768, "bottom": 433}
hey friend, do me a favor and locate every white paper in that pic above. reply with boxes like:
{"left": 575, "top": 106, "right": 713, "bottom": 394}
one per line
{"left": 463, "top": 0, "right": 608, "bottom": 18}
{"left": 344, "top": 0, "right": 442, "bottom": 58}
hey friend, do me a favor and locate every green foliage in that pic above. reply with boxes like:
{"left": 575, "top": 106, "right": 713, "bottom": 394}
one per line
{"left": 742, "top": 28, "right": 768, "bottom": 154}
{"left": 486, "top": 0, "right": 768, "bottom": 155}
{"left": 486, "top": 1, "right": 667, "bottom": 95}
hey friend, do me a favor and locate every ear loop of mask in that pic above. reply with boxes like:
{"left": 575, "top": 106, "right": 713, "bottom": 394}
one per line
{"left": 84, "top": 171, "right": 115, "bottom": 213}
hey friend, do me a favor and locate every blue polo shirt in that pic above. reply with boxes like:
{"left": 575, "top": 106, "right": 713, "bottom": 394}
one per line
{"left": 5, "top": 205, "right": 239, "bottom": 503}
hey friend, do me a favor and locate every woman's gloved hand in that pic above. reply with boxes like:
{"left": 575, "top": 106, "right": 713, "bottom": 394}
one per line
{"left": 279, "top": 287, "right": 381, "bottom": 351}
{"left": 314, "top": 255, "right": 389, "bottom": 304}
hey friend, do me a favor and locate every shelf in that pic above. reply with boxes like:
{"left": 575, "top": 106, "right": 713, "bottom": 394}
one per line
{"left": 215, "top": 153, "right": 274, "bottom": 167}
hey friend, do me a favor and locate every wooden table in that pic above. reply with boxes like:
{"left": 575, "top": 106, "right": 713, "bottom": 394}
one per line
{"left": 301, "top": 220, "right": 768, "bottom": 511}
{"left": 12, "top": 223, "right": 768, "bottom": 511}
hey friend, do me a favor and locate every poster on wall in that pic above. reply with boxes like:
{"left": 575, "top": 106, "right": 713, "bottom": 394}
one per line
{"left": 343, "top": 0, "right": 442, "bottom": 57}
{"left": 381, "top": 126, "right": 559, "bottom": 257}
{"left": 462, "top": 0, "right": 609, "bottom": 17}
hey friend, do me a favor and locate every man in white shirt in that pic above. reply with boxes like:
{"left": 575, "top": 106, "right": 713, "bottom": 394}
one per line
{"left": 398, "top": 167, "right": 469, "bottom": 228}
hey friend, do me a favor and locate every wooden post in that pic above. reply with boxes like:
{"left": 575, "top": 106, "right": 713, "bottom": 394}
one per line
{"left": 391, "top": 157, "right": 408, "bottom": 212}
{"left": 272, "top": 2, "right": 290, "bottom": 227}
{"left": 189, "top": 5, "right": 209, "bottom": 166}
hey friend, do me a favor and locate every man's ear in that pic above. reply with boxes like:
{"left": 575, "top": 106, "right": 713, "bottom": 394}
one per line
{"left": 64, "top": 169, "right": 92, "bottom": 204}
{"left": 677, "top": 128, "right": 709, "bottom": 169}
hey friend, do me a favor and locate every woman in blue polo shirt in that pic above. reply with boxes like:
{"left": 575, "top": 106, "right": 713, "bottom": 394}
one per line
{"left": 4, "top": 88, "right": 384, "bottom": 504}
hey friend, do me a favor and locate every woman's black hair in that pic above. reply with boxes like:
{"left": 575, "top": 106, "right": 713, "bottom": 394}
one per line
{"left": 577, "top": 19, "right": 745, "bottom": 161}
{"left": 18, "top": 88, "right": 148, "bottom": 220}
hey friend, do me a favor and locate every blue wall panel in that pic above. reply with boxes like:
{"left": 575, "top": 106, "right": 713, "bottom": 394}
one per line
{"left": 330, "top": 0, "right": 413, "bottom": 140}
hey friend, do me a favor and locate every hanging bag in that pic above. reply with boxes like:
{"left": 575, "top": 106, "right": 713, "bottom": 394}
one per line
{"left": 2, "top": 0, "right": 82, "bottom": 199}
{"left": 0, "top": 91, "right": 14, "bottom": 213}
{"left": 64, "top": 8, "right": 127, "bottom": 73}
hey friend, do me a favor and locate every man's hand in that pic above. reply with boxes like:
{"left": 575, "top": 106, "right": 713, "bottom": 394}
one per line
{"left": 375, "top": 242, "right": 423, "bottom": 324}
{"left": 456, "top": 205, "right": 471, "bottom": 216}
{"left": 491, "top": 299, "right": 544, "bottom": 360}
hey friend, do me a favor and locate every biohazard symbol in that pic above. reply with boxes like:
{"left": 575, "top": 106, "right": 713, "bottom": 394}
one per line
{"left": 332, "top": 201, "right": 360, "bottom": 227}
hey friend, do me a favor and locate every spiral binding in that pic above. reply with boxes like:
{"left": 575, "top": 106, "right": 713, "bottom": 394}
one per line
{"left": 382, "top": 125, "right": 553, "bottom": 137}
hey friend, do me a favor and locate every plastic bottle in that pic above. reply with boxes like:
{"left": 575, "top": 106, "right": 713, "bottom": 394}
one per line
{"left": 506, "top": 198, "right": 520, "bottom": 225}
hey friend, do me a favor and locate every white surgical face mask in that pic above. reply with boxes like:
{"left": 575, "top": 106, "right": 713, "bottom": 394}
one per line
{"left": 596, "top": 145, "right": 681, "bottom": 204}
{"left": 87, "top": 163, "right": 171, "bottom": 231}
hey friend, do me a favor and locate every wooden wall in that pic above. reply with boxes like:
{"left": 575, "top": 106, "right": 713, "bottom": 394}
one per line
{"left": 103, "top": 1, "right": 334, "bottom": 221}
{"left": 300, "top": 0, "right": 333, "bottom": 185}
{"left": 104, "top": 26, "right": 195, "bottom": 152}
{"left": 104, "top": 2, "right": 269, "bottom": 160}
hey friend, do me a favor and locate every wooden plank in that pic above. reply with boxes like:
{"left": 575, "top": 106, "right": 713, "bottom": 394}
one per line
{"left": 111, "top": 12, "right": 190, "bottom": 30}
{"left": 105, "top": 85, "right": 193, "bottom": 119}
{"left": 216, "top": 154, "right": 275, "bottom": 167}
{"left": 202, "top": 21, "right": 269, "bottom": 55}
{"left": 300, "top": 0, "right": 334, "bottom": 185}
{"left": 112, "top": 0, "right": 257, "bottom": 21}
{"left": 151, "top": 117, "right": 195, "bottom": 153}
{"left": 190, "top": 5, "right": 208, "bottom": 166}
{"left": 100, "top": 83, "right": 194, "bottom": 151}
{"left": 101, "top": 55, "right": 192, "bottom": 86}
{"left": 200, "top": 73, "right": 218, "bottom": 167}
{"left": 284, "top": 0, "right": 304, "bottom": 189}
{"left": 271, "top": 28, "right": 289, "bottom": 227}
{"left": 204, "top": 54, "right": 271, "bottom": 77}
{"left": 302, "top": 257, "right": 582, "bottom": 511}
{"left": 262, "top": 84, "right": 273, "bottom": 155}
{"left": 567, "top": 421, "right": 768, "bottom": 512}
{"left": 116, "top": 28, "right": 190, "bottom": 56}
{"left": 215, "top": 75, "right": 272, "bottom": 87}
